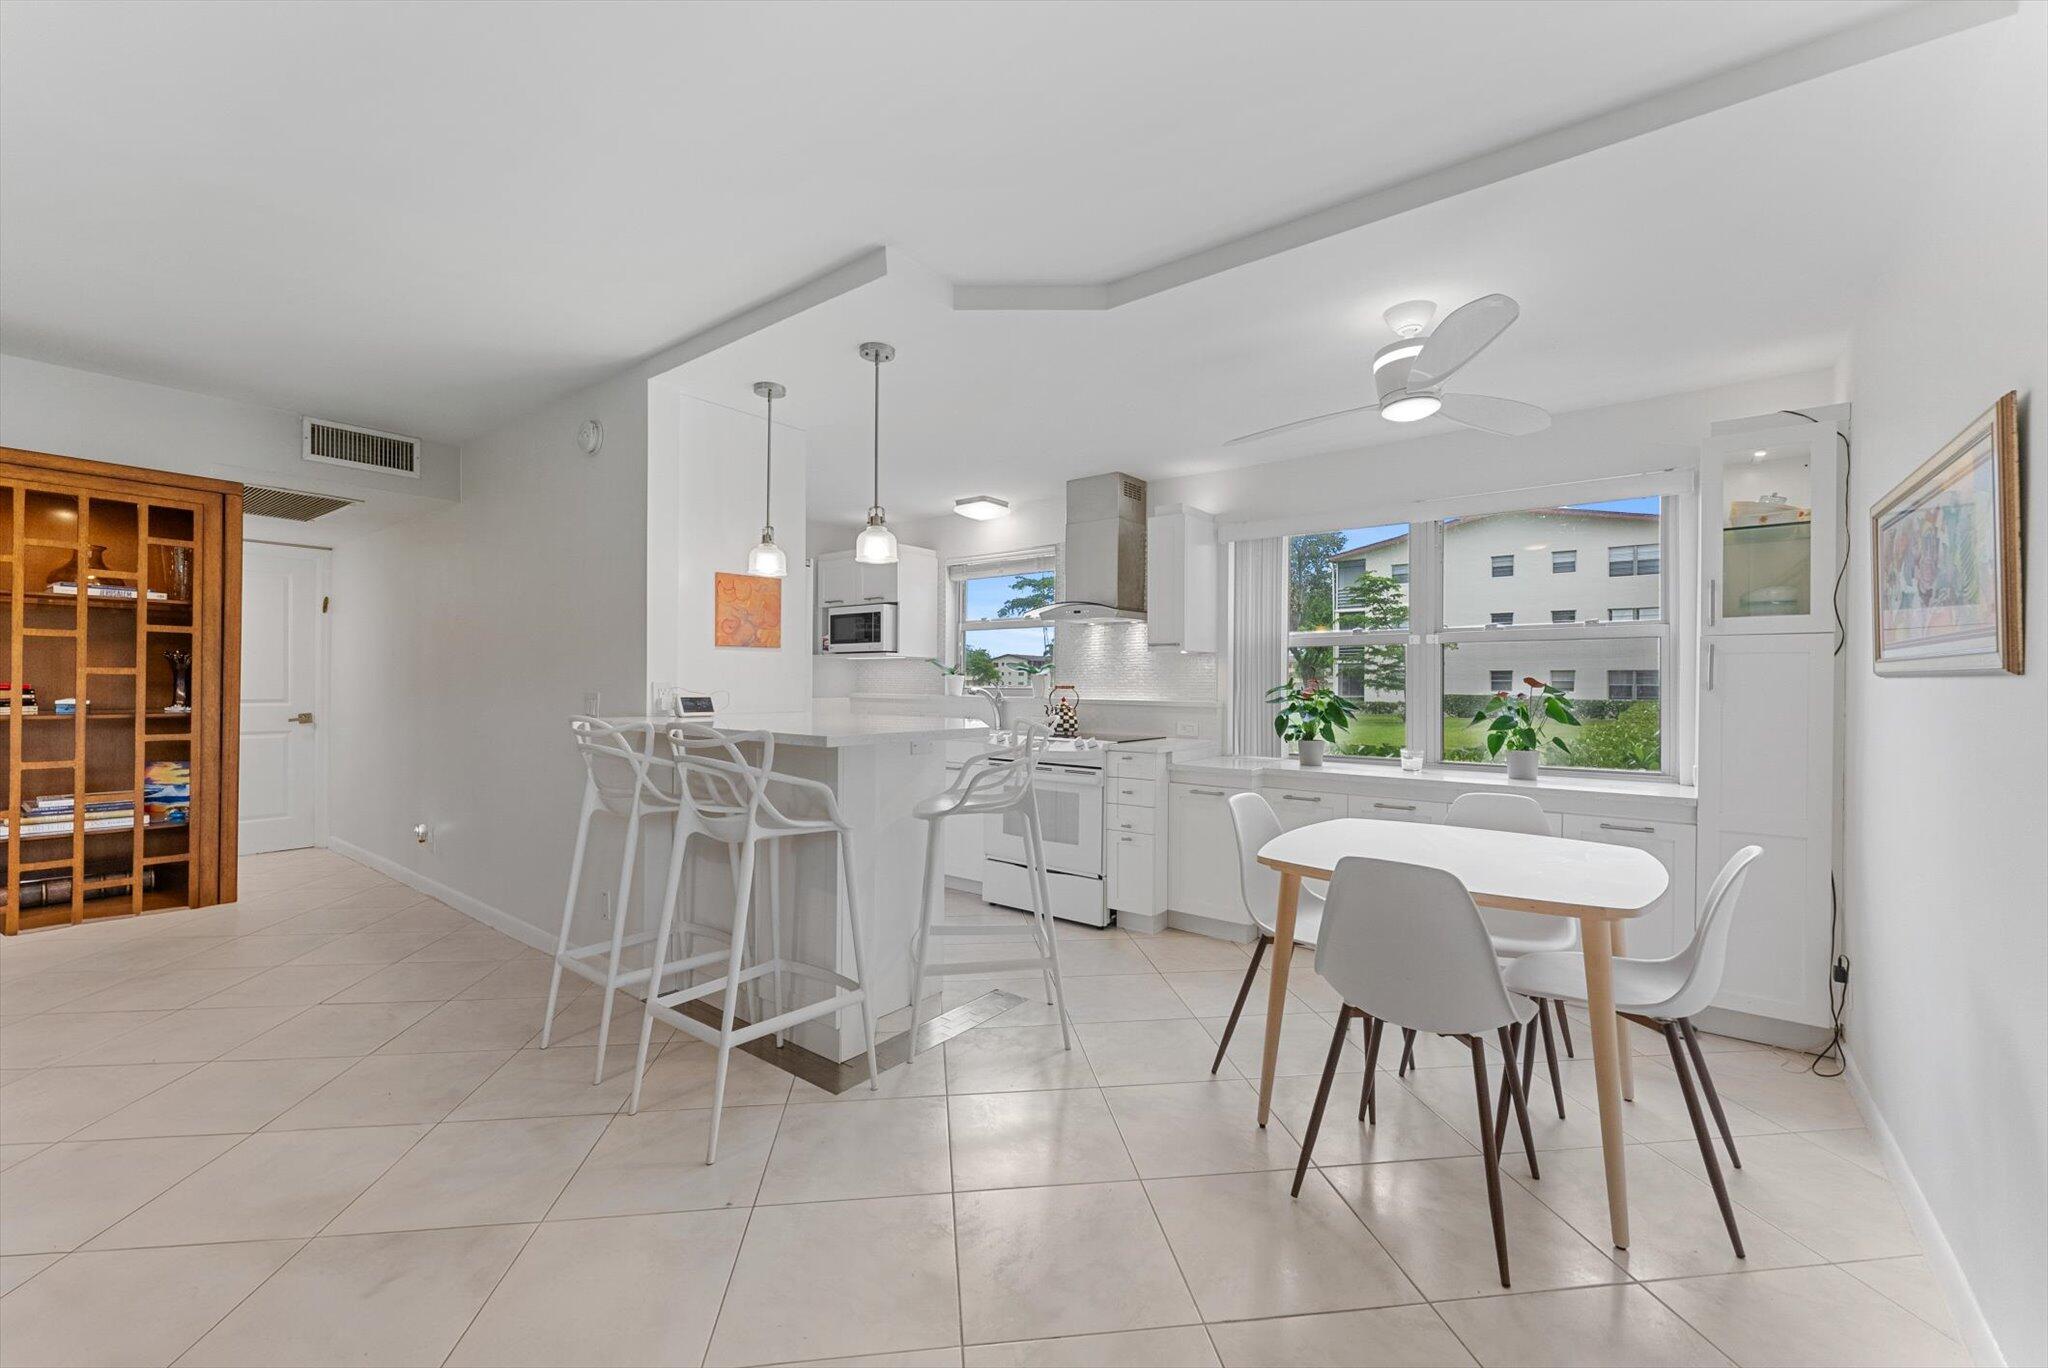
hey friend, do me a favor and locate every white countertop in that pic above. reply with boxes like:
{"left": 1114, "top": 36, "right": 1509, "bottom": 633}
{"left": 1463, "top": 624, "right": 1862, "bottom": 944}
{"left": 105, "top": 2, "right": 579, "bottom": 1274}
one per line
{"left": 605, "top": 711, "right": 992, "bottom": 748}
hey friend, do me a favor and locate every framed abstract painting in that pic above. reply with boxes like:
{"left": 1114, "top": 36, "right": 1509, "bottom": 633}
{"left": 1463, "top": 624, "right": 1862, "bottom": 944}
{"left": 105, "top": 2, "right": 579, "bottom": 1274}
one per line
{"left": 1871, "top": 391, "right": 2023, "bottom": 676}
{"left": 714, "top": 572, "right": 782, "bottom": 649}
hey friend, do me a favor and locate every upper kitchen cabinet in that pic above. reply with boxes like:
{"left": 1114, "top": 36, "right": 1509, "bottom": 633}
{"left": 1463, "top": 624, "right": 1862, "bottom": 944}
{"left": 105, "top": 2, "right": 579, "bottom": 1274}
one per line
{"left": 813, "top": 544, "right": 939, "bottom": 657}
{"left": 1146, "top": 504, "right": 1218, "bottom": 652}
{"left": 1700, "top": 415, "right": 1845, "bottom": 635}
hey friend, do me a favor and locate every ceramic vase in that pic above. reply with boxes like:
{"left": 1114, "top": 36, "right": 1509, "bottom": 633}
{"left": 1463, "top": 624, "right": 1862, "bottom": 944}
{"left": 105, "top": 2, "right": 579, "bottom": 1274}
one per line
{"left": 1505, "top": 750, "right": 1540, "bottom": 781}
{"left": 1298, "top": 736, "right": 1327, "bottom": 767}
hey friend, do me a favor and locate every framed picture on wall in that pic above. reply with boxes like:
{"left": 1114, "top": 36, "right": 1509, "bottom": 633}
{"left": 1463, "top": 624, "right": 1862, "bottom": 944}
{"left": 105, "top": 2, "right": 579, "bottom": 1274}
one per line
{"left": 1871, "top": 391, "right": 2023, "bottom": 676}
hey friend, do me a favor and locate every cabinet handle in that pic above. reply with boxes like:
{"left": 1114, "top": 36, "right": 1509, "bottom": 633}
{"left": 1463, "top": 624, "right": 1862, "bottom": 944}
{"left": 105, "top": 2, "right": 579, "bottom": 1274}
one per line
{"left": 1599, "top": 822, "right": 1657, "bottom": 834}
{"left": 1280, "top": 794, "right": 1322, "bottom": 803}
{"left": 1119, "top": 834, "right": 1137, "bottom": 844}
{"left": 1707, "top": 579, "right": 1717, "bottom": 627}
{"left": 1373, "top": 801, "right": 1417, "bottom": 811}
{"left": 1705, "top": 642, "right": 1716, "bottom": 691}
{"left": 822, "top": 598, "right": 847, "bottom": 605}
{"left": 861, "top": 595, "right": 885, "bottom": 602}
{"left": 1117, "top": 820, "right": 1135, "bottom": 830}
{"left": 1189, "top": 787, "right": 1225, "bottom": 797}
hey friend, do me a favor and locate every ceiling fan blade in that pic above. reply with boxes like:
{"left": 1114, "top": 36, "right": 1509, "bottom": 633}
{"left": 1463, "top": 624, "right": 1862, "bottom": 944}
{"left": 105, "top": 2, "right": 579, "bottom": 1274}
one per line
{"left": 1224, "top": 401, "right": 1382, "bottom": 447}
{"left": 1436, "top": 393, "right": 1551, "bottom": 437}
{"left": 1408, "top": 293, "right": 1519, "bottom": 390}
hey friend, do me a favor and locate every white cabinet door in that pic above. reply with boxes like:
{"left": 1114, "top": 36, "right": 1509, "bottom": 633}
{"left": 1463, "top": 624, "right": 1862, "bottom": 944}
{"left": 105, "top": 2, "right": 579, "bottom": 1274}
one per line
{"left": 1108, "top": 831, "right": 1156, "bottom": 915}
{"left": 816, "top": 555, "right": 859, "bottom": 608}
{"left": 1696, "top": 632, "right": 1837, "bottom": 1026}
{"left": 1560, "top": 814, "right": 1698, "bottom": 960}
{"left": 856, "top": 560, "right": 896, "bottom": 604}
{"left": 1168, "top": 783, "right": 1250, "bottom": 927}
{"left": 1265, "top": 786, "right": 1344, "bottom": 831}
{"left": 939, "top": 769, "right": 987, "bottom": 884}
{"left": 1346, "top": 795, "right": 1449, "bottom": 824}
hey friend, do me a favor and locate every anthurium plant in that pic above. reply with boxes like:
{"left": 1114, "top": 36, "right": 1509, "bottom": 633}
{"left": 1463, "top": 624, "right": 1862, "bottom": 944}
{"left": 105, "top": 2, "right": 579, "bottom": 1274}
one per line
{"left": 1473, "top": 677, "right": 1581, "bottom": 757}
{"left": 1267, "top": 677, "right": 1360, "bottom": 746}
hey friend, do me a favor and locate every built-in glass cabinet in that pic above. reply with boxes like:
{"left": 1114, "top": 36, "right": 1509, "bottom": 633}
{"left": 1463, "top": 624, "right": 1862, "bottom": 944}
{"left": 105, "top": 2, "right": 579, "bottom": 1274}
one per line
{"left": 1699, "top": 418, "right": 1844, "bottom": 635}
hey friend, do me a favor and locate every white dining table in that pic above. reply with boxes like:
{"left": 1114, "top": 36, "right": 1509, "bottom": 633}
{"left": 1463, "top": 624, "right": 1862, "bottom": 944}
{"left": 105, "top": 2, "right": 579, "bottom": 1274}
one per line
{"left": 1255, "top": 818, "right": 1670, "bottom": 1248}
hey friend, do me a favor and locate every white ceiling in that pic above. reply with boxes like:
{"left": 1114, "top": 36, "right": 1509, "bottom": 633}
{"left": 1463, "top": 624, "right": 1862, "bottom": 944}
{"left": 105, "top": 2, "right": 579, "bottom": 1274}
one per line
{"left": 2, "top": 0, "right": 1930, "bottom": 447}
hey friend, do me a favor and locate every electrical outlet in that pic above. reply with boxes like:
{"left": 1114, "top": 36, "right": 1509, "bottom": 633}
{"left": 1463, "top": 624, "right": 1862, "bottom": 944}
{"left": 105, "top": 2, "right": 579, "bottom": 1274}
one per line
{"left": 411, "top": 823, "right": 430, "bottom": 845}
{"left": 1175, "top": 720, "right": 1198, "bottom": 737}
{"left": 1833, "top": 956, "right": 1851, "bottom": 984}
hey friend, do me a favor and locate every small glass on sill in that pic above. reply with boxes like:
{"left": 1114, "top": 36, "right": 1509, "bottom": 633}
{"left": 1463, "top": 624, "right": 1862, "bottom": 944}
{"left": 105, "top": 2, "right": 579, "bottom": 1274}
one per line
{"left": 1399, "top": 748, "right": 1424, "bottom": 773}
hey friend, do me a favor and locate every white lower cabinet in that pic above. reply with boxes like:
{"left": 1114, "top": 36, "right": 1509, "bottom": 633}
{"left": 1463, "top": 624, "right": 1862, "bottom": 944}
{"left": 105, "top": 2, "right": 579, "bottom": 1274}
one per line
{"left": 1108, "top": 831, "right": 1156, "bottom": 916}
{"left": 939, "top": 766, "right": 987, "bottom": 884}
{"left": 1167, "top": 782, "right": 1252, "bottom": 929}
{"left": 1560, "top": 814, "right": 1698, "bottom": 960}
{"left": 1346, "top": 795, "right": 1450, "bottom": 824}
{"left": 1264, "top": 785, "right": 1345, "bottom": 831}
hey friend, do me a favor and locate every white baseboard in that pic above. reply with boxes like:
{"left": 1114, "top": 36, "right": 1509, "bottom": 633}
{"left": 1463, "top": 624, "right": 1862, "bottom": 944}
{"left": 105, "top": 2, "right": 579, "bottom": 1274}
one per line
{"left": 1165, "top": 908, "right": 1259, "bottom": 944}
{"left": 1842, "top": 1044, "right": 2005, "bottom": 1367}
{"left": 327, "top": 836, "right": 555, "bottom": 955}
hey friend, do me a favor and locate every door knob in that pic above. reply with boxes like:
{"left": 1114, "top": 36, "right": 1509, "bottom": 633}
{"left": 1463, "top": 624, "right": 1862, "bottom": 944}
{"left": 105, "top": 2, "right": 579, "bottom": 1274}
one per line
{"left": 290, "top": 712, "right": 315, "bottom": 724}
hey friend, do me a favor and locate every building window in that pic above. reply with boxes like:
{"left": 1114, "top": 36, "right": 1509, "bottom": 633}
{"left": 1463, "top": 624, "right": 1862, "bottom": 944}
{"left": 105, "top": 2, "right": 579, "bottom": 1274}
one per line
{"left": 955, "top": 561, "right": 1055, "bottom": 691}
{"left": 1608, "top": 543, "right": 1660, "bottom": 577}
{"left": 1286, "top": 496, "right": 1672, "bottom": 774}
{"left": 1607, "top": 669, "right": 1661, "bottom": 701}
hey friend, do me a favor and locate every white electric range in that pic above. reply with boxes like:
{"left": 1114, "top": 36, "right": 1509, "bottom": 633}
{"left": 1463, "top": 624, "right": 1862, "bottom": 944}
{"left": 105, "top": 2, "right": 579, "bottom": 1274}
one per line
{"left": 980, "top": 731, "right": 1164, "bottom": 927}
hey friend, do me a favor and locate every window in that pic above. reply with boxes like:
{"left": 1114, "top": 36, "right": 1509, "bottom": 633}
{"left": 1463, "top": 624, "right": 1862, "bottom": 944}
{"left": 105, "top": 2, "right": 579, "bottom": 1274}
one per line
{"left": 1608, "top": 669, "right": 1661, "bottom": 701}
{"left": 955, "top": 560, "right": 1055, "bottom": 690}
{"left": 1608, "top": 543, "right": 1660, "bottom": 577}
{"left": 1286, "top": 496, "right": 1672, "bottom": 773}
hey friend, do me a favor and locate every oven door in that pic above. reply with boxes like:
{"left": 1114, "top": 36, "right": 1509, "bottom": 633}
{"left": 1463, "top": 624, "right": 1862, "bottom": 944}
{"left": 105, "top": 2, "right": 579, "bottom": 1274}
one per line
{"left": 983, "top": 762, "right": 1104, "bottom": 876}
{"left": 823, "top": 603, "right": 896, "bottom": 653}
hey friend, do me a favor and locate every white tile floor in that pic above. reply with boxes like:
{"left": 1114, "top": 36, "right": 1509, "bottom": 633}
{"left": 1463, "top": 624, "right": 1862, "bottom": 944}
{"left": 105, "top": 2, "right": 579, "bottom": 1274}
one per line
{"left": 0, "top": 851, "right": 1968, "bottom": 1367}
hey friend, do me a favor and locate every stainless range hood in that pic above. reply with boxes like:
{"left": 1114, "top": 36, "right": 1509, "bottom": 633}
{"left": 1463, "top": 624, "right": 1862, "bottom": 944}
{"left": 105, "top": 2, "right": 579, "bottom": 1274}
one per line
{"left": 1031, "top": 472, "right": 1148, "bottom": 623}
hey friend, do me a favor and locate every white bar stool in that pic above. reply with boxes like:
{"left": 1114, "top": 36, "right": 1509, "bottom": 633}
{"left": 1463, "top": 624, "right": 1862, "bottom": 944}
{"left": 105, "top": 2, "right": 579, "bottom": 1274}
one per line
{"left": 542, "top": 717, "right": 730, "bottom": 1082}
{"left": 627, "top": 723, "right": 880, "bottom": 1164}
{"left": 906, "top": 724, "right": 1070, "bottom": 1049}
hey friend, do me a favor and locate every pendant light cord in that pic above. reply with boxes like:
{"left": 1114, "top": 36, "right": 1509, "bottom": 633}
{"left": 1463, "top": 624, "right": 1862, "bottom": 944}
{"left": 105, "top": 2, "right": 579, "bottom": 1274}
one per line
{"left": 871, "top": 352, "right": 882, "bottom": 513}
{"left": 763, "top": 389, "right": 774, "bottom": 529}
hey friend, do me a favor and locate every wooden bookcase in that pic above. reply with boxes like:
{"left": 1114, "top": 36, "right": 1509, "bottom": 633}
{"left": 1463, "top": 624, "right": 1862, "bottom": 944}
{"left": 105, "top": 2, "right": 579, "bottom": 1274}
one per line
{"left": 0, "top": 448, "right": 241, "bottom": 933}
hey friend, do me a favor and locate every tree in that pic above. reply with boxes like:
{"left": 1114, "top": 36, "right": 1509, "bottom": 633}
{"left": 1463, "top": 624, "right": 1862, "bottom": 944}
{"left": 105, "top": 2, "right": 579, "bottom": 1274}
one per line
{"left": 1285, "top": 531, "right": 1347, "bottom": 686}
{"left": 963, "top": 646, "right": 999, "bottom": 685}
{"left": 997, "top": 573, "right": 1055, "bottom": 618}
{"left": 1337, "top": 570, "right": 1407, "bottom": 696}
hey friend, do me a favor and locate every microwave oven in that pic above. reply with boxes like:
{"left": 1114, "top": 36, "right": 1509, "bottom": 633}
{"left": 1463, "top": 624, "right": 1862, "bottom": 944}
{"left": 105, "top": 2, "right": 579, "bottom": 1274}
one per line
{"left": 822, "top": 602, "right": 898, "bottom": 654}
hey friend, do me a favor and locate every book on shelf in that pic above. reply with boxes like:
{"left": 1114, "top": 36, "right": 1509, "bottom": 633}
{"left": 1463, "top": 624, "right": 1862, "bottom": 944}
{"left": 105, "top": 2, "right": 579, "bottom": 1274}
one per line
{"left": 23, "top": 792, "right": 137, "bottom": 817}
{"left": 3, "top": 814, "right": 142, "bottom": 839}
{"left": 43, "top": 582, "right": 169, "bottom": 601}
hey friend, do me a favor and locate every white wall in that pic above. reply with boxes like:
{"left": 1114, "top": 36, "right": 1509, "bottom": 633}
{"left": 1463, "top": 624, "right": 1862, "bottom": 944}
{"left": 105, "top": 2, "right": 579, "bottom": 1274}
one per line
{"left": 0, "top": 353, "right": 459, "bottom": 543}
{"left": 1839, "top": 7, "right": 2048, "bottom": 1364}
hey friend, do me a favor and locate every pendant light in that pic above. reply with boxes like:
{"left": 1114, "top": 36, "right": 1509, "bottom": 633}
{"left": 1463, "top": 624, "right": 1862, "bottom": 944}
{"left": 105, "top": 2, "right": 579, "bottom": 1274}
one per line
{"left": 746, "top": 381, "right": 789, "bottom": 577}
{"left": 853, "top": 340, "right": 899, "bottom": 565}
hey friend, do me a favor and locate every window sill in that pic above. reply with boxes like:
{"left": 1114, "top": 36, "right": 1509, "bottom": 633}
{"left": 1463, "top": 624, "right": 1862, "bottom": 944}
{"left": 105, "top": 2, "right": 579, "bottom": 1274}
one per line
{"left": 1170, "top": 755, "right": 1697, "bottom": 821}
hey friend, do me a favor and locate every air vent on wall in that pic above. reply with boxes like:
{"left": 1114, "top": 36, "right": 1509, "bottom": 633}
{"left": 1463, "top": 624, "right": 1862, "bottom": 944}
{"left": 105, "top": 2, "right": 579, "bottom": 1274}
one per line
{"left": 303, "top": 417, "right": 420, "bottom": 477}
{"left": 241, "top": 485, "right": 361, "bottom": 522}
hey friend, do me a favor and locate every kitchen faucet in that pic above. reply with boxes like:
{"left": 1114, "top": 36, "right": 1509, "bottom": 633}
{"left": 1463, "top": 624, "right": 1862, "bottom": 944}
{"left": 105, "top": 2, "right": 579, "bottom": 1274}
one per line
{"left": 965, "top": 685, "right": 1006, "bottom": 731}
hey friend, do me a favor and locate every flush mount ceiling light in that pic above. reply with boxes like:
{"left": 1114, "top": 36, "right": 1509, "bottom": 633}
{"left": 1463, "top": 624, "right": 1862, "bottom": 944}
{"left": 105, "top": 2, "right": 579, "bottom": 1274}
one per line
{"left": 853, "top": 341, "right": 899, "bottom": 565}
{"left": 746, "top": 381, "right": 788, "bottom": 578}
{"left": 953, "top": 495, "right": 1009, "bottom": 521}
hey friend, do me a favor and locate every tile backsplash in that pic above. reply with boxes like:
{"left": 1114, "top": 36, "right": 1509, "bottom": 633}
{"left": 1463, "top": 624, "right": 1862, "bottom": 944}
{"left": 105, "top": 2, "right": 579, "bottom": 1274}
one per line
{"left": 821, "top": 621, "right": 1218, "bottom": 707}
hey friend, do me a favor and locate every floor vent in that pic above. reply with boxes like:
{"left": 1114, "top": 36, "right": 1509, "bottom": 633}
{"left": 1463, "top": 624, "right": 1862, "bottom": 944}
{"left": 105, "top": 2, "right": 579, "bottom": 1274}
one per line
{"left": 242, "top": 485, "right": 361, "bottom": 522}
{"left": 303, "top": 418, "right": 420, "bottom": 476}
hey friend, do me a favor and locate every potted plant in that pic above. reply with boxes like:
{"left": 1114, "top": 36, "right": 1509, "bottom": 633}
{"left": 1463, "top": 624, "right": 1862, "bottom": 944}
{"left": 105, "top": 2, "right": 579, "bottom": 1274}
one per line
{"left": 1266, "top": 677, "right": 1359, "bottom": 767}
{"left": 1472, "top": 676, "right": 1580, "bottom": 780}
{"left": 1021, "top": 659, "right": 1053, "bottom": 701}
{"left": 927, "top": 658, "right": 967, "bottom": 696}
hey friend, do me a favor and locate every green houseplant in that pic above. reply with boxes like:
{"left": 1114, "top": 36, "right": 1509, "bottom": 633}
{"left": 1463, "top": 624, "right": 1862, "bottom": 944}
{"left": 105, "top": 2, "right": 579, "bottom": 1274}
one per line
{"left": 1473, "top": 676, "right": 1581, "bottom": 780}
{"left": 1267, "top": 677, "right": 1360, "bottom": 767}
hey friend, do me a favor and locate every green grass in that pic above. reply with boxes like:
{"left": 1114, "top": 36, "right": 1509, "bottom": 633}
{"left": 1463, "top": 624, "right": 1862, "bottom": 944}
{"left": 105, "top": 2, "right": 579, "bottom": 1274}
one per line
{"left": 1330, "top": 704, "right": 1663, "bottom": 771}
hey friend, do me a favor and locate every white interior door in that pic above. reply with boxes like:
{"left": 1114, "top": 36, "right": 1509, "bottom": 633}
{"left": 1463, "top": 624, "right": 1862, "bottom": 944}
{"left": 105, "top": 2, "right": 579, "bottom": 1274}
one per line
{"left": 240, "top": 543, "right": 326, "bottom": 854}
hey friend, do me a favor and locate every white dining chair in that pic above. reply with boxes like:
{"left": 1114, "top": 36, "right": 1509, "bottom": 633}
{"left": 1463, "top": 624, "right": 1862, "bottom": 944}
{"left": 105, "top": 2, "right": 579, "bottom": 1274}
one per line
{"left": 1293, "top": 854, "right": 1540, "bottom": 1288}
{"left": 624, "top": 723, "right": 881, "bottom": 1163}
{"left": 1444, "top": 792, "right": 1573, "bottom": 1117}
{"left": 1210, "top": 792, "right": 1327, "bottom": 1075}
{"left": 907, "top": 724, "right": 1070, "bottom": 1049}
{"left": 1504, "top": 844, "right": 1764, "bottom": 1256}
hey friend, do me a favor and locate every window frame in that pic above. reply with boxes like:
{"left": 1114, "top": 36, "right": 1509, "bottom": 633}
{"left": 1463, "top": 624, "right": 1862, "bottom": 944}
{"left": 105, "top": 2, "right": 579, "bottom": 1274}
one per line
{"left": 1552, "top": 548, "right": 1577, "bottom": 574}
{"left": 1281, "top": 496, "right": 1679, "bottom": 778}
{"left": 1490, "top": 553, "right": 1515, "bottom": 578}
{"left": 951, "top": 553, "right": 1058, "bottom": 696}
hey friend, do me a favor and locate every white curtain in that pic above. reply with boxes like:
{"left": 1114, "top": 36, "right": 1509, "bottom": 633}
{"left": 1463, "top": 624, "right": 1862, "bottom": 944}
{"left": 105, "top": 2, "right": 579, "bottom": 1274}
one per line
{"left": 1228, "top": 537, "right": 1286, "bottom": 756}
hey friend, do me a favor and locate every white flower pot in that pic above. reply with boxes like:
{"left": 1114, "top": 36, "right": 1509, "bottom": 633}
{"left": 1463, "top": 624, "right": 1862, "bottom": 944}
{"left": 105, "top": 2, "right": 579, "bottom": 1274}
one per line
{"left": 1505, "top": 750, "right": 1540, "bottom": 781}
{"left": 1298, "top": 737, "right": 1327, "bottom": 767}
{"left": 943, "top": 676, "right": 966, "bottom": 697}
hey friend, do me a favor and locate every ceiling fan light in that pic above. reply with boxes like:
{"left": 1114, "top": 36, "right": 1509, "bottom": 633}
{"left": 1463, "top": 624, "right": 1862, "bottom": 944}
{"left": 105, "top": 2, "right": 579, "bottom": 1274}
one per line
{"left": 954, "top": 495, "right": 1009, "bottom": 521}
{"left": 854, "top": 513, "right": 898, "bottom": 565}
{"left": 1372, "top": 340, "right": 1425, "bottom": 374}
{"left": 1381, "top": 394, "right": 1442, "bottom": 423}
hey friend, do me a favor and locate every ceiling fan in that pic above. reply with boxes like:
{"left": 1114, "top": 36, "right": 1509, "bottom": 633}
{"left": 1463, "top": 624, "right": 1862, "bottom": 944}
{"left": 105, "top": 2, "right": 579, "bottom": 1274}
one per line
{"left": 1227, "top": 294, "right": 1551, "bottom": 446}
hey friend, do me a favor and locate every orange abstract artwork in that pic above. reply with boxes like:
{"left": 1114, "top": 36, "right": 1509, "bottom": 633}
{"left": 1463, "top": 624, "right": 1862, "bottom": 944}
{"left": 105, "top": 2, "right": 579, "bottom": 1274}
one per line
{"left": 714, "top": 572, "right": 782, "bottom": 648}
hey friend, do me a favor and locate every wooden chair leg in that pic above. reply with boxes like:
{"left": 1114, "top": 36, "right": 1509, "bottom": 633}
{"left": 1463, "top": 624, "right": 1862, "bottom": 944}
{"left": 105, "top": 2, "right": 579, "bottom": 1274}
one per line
{"left": 1663, "top": 1022, "right": 1745, "bottom": 1258}
{"left": 1680, "top": 1018, "right": 1741, "bottom": 1168}
{"left": 1397, "top": 1027, "right": 1417, "bottom": 1076}
{"left": 1211, "top": 935, "right": 1269, "bottom": 1074}
{"left": 1293, "top": 1006, "right": 1352, "bottom": 1198}
{"left": 1554, "top": 1000, "right": 1574, "bottom": 1057}
{"left": 1496, "top": 1025, "right": 1541, "bottom": 1180}
{"left": 1536, "top": 999, "right": 1567, "bottom": 1119}
{"left": 1468, "top": 1035, "right": 1511, "bottom": 1288}
{"left": 1358, "top": 1015, "right": 1385, "bottom": 1122}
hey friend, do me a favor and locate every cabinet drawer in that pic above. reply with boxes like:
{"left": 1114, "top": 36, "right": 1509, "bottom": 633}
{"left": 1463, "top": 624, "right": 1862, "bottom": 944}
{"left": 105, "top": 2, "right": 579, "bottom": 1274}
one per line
{"left": 1266, "top": 787, "right": 1344, "bottom": 830}
{"left": 1107, "top": 803, "right": 1156, "bottom": 836}
{"left": 1110, "top": 777, "right": 1157, "bottom": 807}
{"left": 1109, "top": 752, "right": 1167, "bottom": 782}
{"left": 1560, "top": 813, "right": 1698, "bottom": 961}
{"left": 1346, "top": 796, "right": 1449, "bottom": 824}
